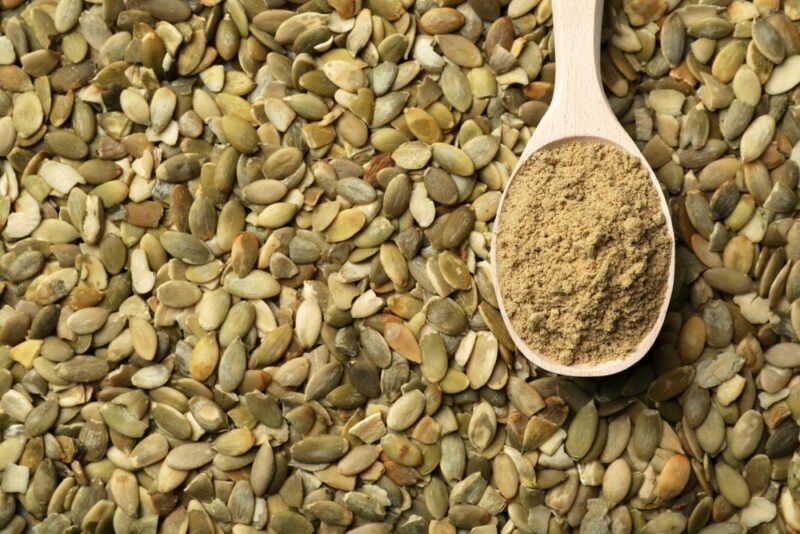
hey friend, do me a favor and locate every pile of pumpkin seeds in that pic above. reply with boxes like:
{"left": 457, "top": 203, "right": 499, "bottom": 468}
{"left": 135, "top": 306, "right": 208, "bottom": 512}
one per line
{"left": 6, "top": 0, "right": 800, "bottom": 532}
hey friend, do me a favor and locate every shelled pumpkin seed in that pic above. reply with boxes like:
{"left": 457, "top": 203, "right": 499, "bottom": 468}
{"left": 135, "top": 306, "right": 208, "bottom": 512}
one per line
{"left": 3, "top": 0, "right": 800, "bottom": 532}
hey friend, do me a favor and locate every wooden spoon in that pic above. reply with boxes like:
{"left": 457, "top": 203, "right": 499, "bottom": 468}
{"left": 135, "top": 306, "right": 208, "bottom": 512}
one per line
{"left": 490, "top": 0, "right": 675, "bottom": 377}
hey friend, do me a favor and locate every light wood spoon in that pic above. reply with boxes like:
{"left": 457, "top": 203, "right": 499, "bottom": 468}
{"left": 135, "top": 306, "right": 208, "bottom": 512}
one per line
{"left": 490, "top": 0, "right": 675, "bottom": 377}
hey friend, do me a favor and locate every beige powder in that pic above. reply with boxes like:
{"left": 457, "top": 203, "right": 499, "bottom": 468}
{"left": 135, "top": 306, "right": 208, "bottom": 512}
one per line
{"left": 495, "top": 140, "right": 671, "bottom": 366}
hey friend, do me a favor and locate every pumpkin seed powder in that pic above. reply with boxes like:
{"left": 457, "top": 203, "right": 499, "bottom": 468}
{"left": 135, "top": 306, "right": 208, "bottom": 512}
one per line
{"left": 496, "top": 140, "right": 672, "bottom": 365}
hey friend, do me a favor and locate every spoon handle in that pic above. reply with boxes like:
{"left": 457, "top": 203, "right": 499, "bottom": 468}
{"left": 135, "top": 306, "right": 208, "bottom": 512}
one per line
{"left": 549, "top": 0, "right": 605, "bottom": 118}
{"left": 521, "top": 0, "right": 637, "bottom": 157}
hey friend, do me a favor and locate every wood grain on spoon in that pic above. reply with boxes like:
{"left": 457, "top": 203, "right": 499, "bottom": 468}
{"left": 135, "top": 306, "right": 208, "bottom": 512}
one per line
{"left": 490, "top": 0, "right": 676, "bottom": 377}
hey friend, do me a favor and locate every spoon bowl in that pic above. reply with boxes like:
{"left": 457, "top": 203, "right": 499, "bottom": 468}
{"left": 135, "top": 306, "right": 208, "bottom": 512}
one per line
{"left": 490, "top": 0, "right": 675, "bottom": 377}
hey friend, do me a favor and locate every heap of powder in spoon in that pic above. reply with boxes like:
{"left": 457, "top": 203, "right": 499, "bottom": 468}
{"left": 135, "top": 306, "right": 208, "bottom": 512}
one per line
{"left": 495, "top": 140, "right": 672, "bottom": 365}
